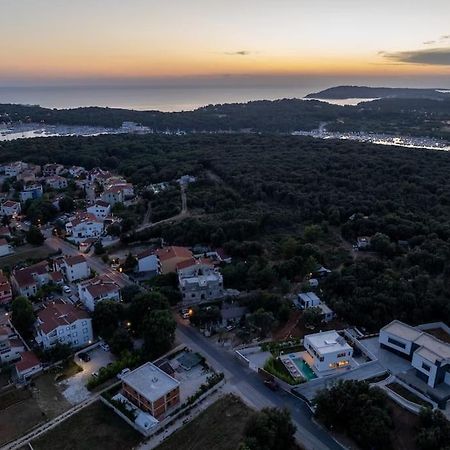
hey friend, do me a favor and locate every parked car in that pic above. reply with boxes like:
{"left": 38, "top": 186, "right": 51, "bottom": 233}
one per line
{"left": 63, "top": 285, "right": 71, "bottom": 294}
{"left": 118, "top": 368, "right": 130, "bottom": 379}
{"left": 100, "top": 342, "right": 110, "bottom": 352}
{"left": 264, "top": 379, "right": 279, "bottom": 391}
{"left": 78, "top": 352, "right": 91, "bottom": 362}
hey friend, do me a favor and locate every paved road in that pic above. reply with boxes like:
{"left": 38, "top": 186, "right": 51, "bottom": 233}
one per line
{"left": 45, "top": 236, "right": 132, "bottom": 287}
{"left": 175, "top": 319, "right": 344, "bottom": 450}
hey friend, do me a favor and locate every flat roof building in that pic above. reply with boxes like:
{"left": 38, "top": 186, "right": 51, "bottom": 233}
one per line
{"left": 121, "top": 362, "right": 180, "bottom": 419}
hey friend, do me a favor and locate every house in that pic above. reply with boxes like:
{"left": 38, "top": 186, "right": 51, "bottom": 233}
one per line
{"left": 298, "top": 292, "right": 321, "bottom": 309}
{"left": 45, "top": 175, "right": 68, "bottom": 190}
{"left": 77, "top": 274, "right": 121, "bottom": 311}
{"left": 101, "top": 186, "right": 125, "bottom": 206}
{"left": 380, "top": 320, "right": 450, "bottom": 390}
{"left": 0, "top": 272, "right": 12, "bottom": 304}
{"left": 65, "top": 212, "right": 104, "bottom": 241}
{"left": 14, "top": 351, "right": 42, "bottom": 382}
{"left": 1, "top": 200, "right": 21, "bottom": 217}
{"left": 68, "top": 166, "right": 85, "bottom": 177}
{"left": 86, "top": 200, "right": 111, "bottom": 220}
{"left": 296, "top": 292, "right": 334, "bottom": 322}
{"left": 0, "top": 326, "right": 24, "bottom": 364}
{"left": 121, "top": 362, "right": 180, "bottom": 419}
{"left": 20, "top": 184, "right": 43, "bottom": 202}
{"left": 155, "top": 246, "right": 193, "bottom": 274}
{"left": 42, "top": 163, "right": 64, "bottom": 177}
{"left": 136, "top": 249, "right": 160, "bottom": 274}
{"left": 177, "top": 175, "right": 196, "bottom": 185}
{"left": 356, "top": 236, "right": 371, "bottom": 250}
{"left": 178, "top": 259, "right": 224, "bottom": 304}
{"left": 17, "top": 169, "right": 37, "bottom": 184}
{"left": 61, "top": 255, "right": 90, "bottom": 282}
{"left": 35, "top": 300, "right": 93, "bottom": 349}
{"left": 304, "top": 330, "right": 353, "bottom": 373}
{"left": 88, "top": 168, "right": 112, "bottom": 184}
{"left": 0, "top": 238, "right": 12, "bottom": 257}
{"left": 3, "top": 161, "right": 28, "bottom": 177}
{"left": 11, "top": 261, "right": 51, "bottom": 298}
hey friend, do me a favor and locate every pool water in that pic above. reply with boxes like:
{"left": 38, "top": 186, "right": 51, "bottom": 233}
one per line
{"left": 291, "top": 357, "right": 317, "bottom": 380}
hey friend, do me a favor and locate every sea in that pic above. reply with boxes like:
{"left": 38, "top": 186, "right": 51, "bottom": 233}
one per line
{"left": 0, "top": 85, "right": 368, "bottom": 112}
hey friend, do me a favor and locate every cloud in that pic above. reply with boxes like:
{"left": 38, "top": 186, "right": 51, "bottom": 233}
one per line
{"left": 441, "top": 35, "right": 450, "bottom": 40}
{"left": 380, "top": 48, "right": 450, "bottom": 66}
{"left": 423, "top": 40, "right": 436, "bottom": 45}
{"left": 223, "top": 50, "right": 252, "bottom": 56}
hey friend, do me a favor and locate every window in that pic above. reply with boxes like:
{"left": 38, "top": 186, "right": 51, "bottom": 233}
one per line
{"left": 337, "top": 352, "right": 347, "bottom": 358}
{"left": 422, "top": 362, "right": 431, "bottom": 372}
{"left": 387, "top": 337, "right": 406, "bottom": 349}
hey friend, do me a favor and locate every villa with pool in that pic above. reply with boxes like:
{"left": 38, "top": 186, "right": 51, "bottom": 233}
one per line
{"left": 280, "top": 330, "right": 354, "bottom": 381}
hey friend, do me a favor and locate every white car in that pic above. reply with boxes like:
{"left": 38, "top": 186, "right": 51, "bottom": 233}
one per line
{"left": 100, "top": 342, "right": 110, "bottom": 352}
{"left": 63, "top": 285, "right": 71, "bottom": 294}
{"left": 118, "top": 368, "right": 130, "bottom": 379}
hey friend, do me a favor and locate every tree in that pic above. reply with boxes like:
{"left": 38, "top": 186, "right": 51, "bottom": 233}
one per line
{"left": 12, "top": 296, "right": 35, "bottom": 337}
{"left": 416, "top": 408, "right": 450, "bottom": 450}
{"left": 120, "top": 284, "right": 141, "bottom": 303}
{"left": 370, "top": 232, "right": 391, "bottom": 255}
{"left": 58, "top": 196, "right": 74, "bottom": 213}
{"left": 246, "top": 308, "right": 275, "bottom": 338}
{"left": 303, "top": 307, "right": 323, "bottom": 328}
{"left": 92, "top": 301, "right": 123, "bottom": 340}
{"left": 142, "top": 310, "right": 176, "bottom": 359}
{"left": 122, "top": 253, "right": 137, "bottom": 272}
{"left": 94, "top": 241, "right": 105, "bottom": 255}
{"left": 26, "top": 225, "right": 45, "bottom": 245}
{"left": 314, "top": 380, "right": 392, "bottom": 450}
{"left": 107, "top": 223, "right": 121, "bottom": 237}
{"left": 128, "top": 292, "right": 170, "bottom": 335}
{"left": 303, "top": 224, "right": 322, "bottom": 243}
{"left": 242, "top": 407, "right": 297, "bottom": 450}
{"left": 108, "top": 328, "right": 134, "bottom": 356}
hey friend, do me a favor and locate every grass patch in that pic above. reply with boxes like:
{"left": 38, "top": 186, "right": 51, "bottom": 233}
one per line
{"left": 157, "top": 394, "right": 251, "bottom": 450}
{"left": 386, "top": 383, "right": 433, "bottom": 408}
{"left": 32, "top": 400, "right": 141, "bottom": 450}
{"left": 0, "top": 243, "right": 54, "bottom": 269}
{"left": 53, "top": 359, "right": 83, "bottom": 382}
{"left": 264, "top": 356, "right": 300, "bottom": 385}
{"left": 0, "top": 387, "right": 31, "bottom": 410}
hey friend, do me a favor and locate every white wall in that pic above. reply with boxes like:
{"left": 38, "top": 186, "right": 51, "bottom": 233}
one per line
{"left": 379, "top": 330, "right": 414, "bottom": 356}
{"left": 412, "top": 352, "right": 438, "bottom": 388}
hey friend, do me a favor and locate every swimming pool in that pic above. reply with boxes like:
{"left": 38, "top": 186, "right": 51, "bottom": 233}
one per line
{"left": 290, "top": 356, "right": 317, "bottom": 380}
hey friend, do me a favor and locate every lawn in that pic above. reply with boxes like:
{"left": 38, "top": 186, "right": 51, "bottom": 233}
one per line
{"left": 264, "top": 356, "right": 299, "bottom": 385}
{"left": 0, "top": 243, "right": 55, "bottom": 269}
{"left": 32, "top": 400, "right": 141, "bottom": 450}
{"left": 157, "top": 395, "right": 252, "bottom": 450}
{"left": 386, "top": 382, "right": 433, "bottom": 408}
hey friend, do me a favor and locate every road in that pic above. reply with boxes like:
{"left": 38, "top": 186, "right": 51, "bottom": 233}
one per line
{"left": 45, "top": 236, "right": 132, "bottom": 288}
{"left": 175, "top": 319, "right": 344, "bottom": 450}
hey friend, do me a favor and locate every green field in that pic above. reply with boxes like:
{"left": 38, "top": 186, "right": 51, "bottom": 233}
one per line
{"left": 157, "top": 395, "right": 252, "bottom": 450}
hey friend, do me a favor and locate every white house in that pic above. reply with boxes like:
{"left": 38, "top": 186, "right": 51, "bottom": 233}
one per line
{"left": 304, "top": 330, "right": 353, "bottom": 373}
{"left": 3, "top": 161, "right": 27, "bottom": 177}
{"left": 380, "top": 320, "right": 450, "bottom": 390}
{"left": 65, "top": 212, "right": 104, "bottom": 241}
{"left": 177, "top": 259, "right": 224, "bottom": 304}
{"left": 45, "top": 175, "right": 68, "bottom": 190}
{"left": 87, "top": 200, "right": 111, "bottom": 220}
{"left": 11, "top": 261, "right": 51, "bottom": 298}
{"left": 77, "top": 274, "right": 121, "bottom": 311}
{"left": 0, "top": 326, "right": 24, "bottom": 364}
{"left": 20, "top": 184, "right": 43, "bottom": 202}
{"left": 35, "top": 300, "right": 93, "bottom": 349}
{"left": 0, "top": 238, "right": 12, "bottom": 257}
{"left": 14, "top": 351, "right": 42, "bottom": 382}
{"left": 62, "top": 255, "right": 90, "bottom": 282}
{"left": 356, "top": 236, "right": 371, "bottom": 250}
{"left": 1, "top": 200, "right": 21, "bottom": 217}
{"left": 43, "top": 164, "right": 64, "bottom": 177}
{"left": 298, "top": 292, "right": 321, "bottom": 309}
{"left": 136, "top": 249, "right": 160, "bottom": 274}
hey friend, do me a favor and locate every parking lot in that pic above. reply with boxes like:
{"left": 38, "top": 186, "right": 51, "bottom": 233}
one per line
{"left": 57, "top": 346, "right": 116, "bottom": 404}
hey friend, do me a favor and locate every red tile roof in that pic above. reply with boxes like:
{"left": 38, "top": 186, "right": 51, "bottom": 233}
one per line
{"left": 37, "top": 300, "right": 89, "bottom": 334}
{"left": 2, "top": 200, "right": 20, "bottom": 208}
{"left": 156, "top": 246, "right": 192, "bottom": 262}
{"left": 50, "top": 272, "right": 64, "bottom": 282}
{"left": 65, "top": 255, "right": 86, "bottom": 266}
{"left": 15, "top": 351, "right": 41, "bottom": 372}
{"left": 13, "top": 261, "right": 48, "bottom": 287}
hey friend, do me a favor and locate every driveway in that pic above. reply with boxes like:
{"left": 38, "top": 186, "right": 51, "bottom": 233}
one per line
{"left": 57, "top": 347, "right": 116, "bottom": 404}
{"left": 360, "top": 337, "right": 411, "bottom": 375}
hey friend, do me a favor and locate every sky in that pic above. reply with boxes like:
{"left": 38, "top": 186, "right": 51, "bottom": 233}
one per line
{"left": 1, "top": 0, "right": 450, "bottom": 87}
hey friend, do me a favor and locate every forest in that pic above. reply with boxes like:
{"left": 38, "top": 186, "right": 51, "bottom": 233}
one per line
{"left": 1, "top": 94, "right": 450, "bottom": 139}
{"left": 1, "top": 133, "right": 450, "bottom": 329}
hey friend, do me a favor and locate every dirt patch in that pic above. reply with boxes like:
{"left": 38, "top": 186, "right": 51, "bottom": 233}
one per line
{"left": 387, "top": 398, "right": 420, "bottom": 450}
{"left": 157, "top": 394, "right": 252, "bottom": 450}
{"left": 32, "top": 400, "right": 141, "bottom": 450}
{"left": 32, "top": 374, "right": 71, "bottom": 418}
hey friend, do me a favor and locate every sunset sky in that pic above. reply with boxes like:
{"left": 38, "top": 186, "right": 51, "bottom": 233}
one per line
{"left": 1, "top": 0, "right": 450, "bottom": 86}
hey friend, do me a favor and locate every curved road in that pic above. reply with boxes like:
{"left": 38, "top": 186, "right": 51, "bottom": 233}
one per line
{"left": 175, "top": 319, "right": 344, "bottom": 450}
